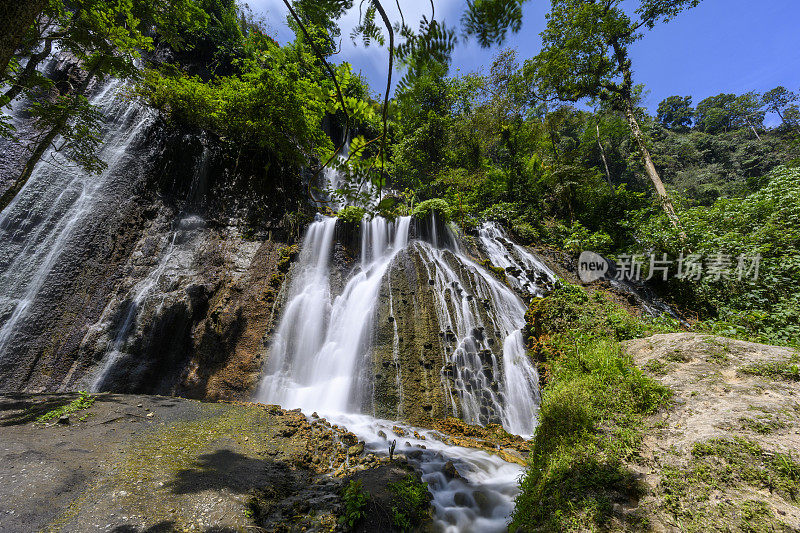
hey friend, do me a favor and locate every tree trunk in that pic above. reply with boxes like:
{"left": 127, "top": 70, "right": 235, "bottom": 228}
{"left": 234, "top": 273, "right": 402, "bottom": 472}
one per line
{"left": 0, "top": 123, "right": 60, "bottom": 212}
{"left": 623, "top": 98, "right": 685, "bottom": 237}
{"left": 2, "top": 37, "right": 52, "bottom": 103}
{"left": 0, "top": 0, "right": 49, "bottom": 82}
{"left": 746, "top": 117, "right": 761, "bottom": 141}
{"left": 595, "top": 123, "right": 615, "bottom": 193}
{"left": 371, "top": 0, "right": 394, "bottom": 204}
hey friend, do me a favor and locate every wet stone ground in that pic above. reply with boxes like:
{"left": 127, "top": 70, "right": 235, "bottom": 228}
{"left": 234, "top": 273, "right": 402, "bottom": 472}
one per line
{"left": 0, "top": 393, "right": 430, "bottom": 532}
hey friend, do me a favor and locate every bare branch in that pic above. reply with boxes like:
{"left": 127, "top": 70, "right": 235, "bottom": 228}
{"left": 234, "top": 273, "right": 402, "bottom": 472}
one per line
{"left": 371, "top": 0, "right": 394, "bottom": 203}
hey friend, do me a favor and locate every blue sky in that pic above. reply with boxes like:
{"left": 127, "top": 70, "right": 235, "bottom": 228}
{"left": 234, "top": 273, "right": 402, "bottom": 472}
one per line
{"left": 250, "top": 0, "right": 800, "bottom": 123}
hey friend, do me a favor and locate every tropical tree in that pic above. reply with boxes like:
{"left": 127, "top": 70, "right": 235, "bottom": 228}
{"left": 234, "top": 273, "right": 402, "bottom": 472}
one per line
{"left": 657, "top": 95, "right": 693, "bottom": 130}
{"left": 526, "top": 0, "right": 702, "bottom": 234}
{"left": 276, "top": 0, "right": 528, "bottom": 206}
{"left": 762, "top": 86, "right": 799, "bottom": 129}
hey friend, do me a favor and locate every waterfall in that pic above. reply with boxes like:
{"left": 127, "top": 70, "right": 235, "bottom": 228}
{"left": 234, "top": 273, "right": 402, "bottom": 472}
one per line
{"left": 258, "top": 215, "right": 411, "bottom": 412}
{"left": 477, "top": 221, "right": 556, "bottom": 297}
{"left": 0, "top": 79, "right": 154, "bottom": 360}
{"left": 416, "top": 242, "right": 540, "bottom": 437}
{"left": 258, "top": 214, "right": 543, "bottom": 434}
{"left": 258, "top": 213, "right": 544, "bottom": 531}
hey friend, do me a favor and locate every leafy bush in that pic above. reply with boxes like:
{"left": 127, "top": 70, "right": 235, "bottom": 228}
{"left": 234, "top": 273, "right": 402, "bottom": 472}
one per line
{"left": 563, "top": 223, "right": 613, "bottom": 255}
{"left": 36, "top": 391, "right": 96, "bottom": 422}
{"left": 411, "top": 198, "right": 451, "bottom": 222}
{"left": 511, "top": 222, "right": 540, "bottom": 244}
{"left": 481, "top": 202, "right": 518, "bottom": 224}
{"left": 337, "top": 206, "right": 367, "bottom": 225}
{"left": 388, "top": 474, "right": 430, "bottom": 531}
{"left": 514, "top": 283, "right": 677, "bottom": 530}
{"left": 339, "top": 480, "right": 369, "bottom": 529}
{"left": 636, "top": 166, "right": 800, "bottom": 346}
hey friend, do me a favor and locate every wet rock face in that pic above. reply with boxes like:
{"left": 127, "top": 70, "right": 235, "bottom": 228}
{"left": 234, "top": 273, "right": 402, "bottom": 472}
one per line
{"left": 372, "top": 244, "right": 450, "bottom": 423}
{"left": 81, "top": 216, "right": 290, "bottom": 399}
{"left": 0, "top": 115, "right": 299, "bottom": 397}
{"left": 371, "top": 242, "right": 531, "bottom": 428}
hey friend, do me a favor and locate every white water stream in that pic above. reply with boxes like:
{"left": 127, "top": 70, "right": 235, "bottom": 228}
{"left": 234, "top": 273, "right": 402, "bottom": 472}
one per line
{"left": 0, "top": 79, "right": 154, "bottom": 359}
{"left": 257, "top": 214, "right": 557, "bottom": 531}
{"left": 478, "top": 221, "right": 556, "bottom": 297}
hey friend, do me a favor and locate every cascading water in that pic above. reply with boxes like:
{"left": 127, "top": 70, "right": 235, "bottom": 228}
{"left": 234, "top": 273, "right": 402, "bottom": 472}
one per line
{"left": 416, "top": 241, "right": 540, "bottom": 437}
{"left": 478, "top": 221, "right": 556, "bottom": 297}
{"left": 0, "top": 78, "right": 154, "bottom": 361}
{"left": 257, "top": 214, "right": 555, "bottom": 531}
{"left": 258, "top": 215, "right": 411, "bottom": 412}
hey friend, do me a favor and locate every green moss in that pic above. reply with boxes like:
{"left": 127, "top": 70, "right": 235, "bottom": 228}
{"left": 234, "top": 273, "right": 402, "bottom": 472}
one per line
{"left": 479, "top": 259, "right": 507, "bottom": 283}
{"left": 739, "top": 355, "right": 800, "bottom": 381}
{"left": 36, "top": 391, "right": 95, "bottom": 423}
{"left": 739, "top": 415, "right": 787, "bottom": 435}
{"left": 643, "top": 358, "right": 669, "bottom": 375}
{"left": 277, "top": 244, "right": 299, "bottom": 272}
{"left": 410, "top": 198, "right": 451, "bottom": 222}
{"left": 659, "top": 437, "right": 799, "bottom": 531}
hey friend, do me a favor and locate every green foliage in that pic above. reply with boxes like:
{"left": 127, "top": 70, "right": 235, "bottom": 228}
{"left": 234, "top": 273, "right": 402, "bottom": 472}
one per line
{"left": 140, "top": 41, "right": 337, "bottom": 170}
{"left": 29, "top": 94, "right": 107, "bottom": 174}
{"left": 514, "top": 282, "right": 680, "bottom": 529}
{"left": 511, "top": 336, "right": 671, "bottom": 531}
{"left": 762, "top": 86, "right": 800, "bottom": 129}
{"left": 336, "top": 206, "right": 367, "bottom": 224}
{"left": 462, "top": 0, "right": 527, "bottom": 48}
{"left": 636, "top": 166, "right": 800, "bottom": 346}
{"left": 411, "top": 198, "right": 452, "bottom": 222}
{"left": 739, "top": 354, "right": 800, "bottom": 381}
{"left": 526, "top": 282, "right": 679, "bottom": 344}
{"left": 695, "top": 93, "right": 765, "bottom": 133}
{"left": 339, "top": 479, "right": 369, "bottom": 529}
{"left": 563, "top": 223, "right": 613, "bottom": 255}
{"left": 388, "top": 474, "right": 430, "bottom": 531}
{"left": 657, "top": 95, "right": 694, "bottom": 130}
{"left": 480, "top": 202, "right": 518, "bottom": 224}
{"left": 36, "top": 391, "right": 96, "bottom": 422}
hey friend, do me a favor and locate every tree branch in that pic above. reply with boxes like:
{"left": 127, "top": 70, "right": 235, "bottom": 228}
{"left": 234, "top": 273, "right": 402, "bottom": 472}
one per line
{"left": 280, "top": 0, "right": 351, "bottom": 204}
{"left": 371, "top": 0, "right": 394, "bottom": 203}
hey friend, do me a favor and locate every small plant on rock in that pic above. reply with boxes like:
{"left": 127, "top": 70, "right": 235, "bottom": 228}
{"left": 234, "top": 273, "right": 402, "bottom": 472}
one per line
{"left": 339, "top": 479, "right": 369, "bottom": 529}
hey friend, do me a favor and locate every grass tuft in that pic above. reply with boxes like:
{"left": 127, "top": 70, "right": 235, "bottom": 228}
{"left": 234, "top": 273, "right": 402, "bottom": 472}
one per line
{"left": 36, "top": 391, "right": 95, "bottom": 423}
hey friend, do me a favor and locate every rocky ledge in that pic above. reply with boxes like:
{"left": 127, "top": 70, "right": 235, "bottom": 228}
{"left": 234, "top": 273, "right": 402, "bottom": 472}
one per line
{"left": 0, "top": 394, "right": 431, "bottom": 532}
{"left": 625, "top": 333, "right": 800, "bottom": 531}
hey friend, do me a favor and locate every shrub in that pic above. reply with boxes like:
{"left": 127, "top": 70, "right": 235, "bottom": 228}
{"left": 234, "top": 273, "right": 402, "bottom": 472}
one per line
{"left": 411, "top": 198, "right": 451, "bottom": 222}
{"left": 563, "top": 223, "right": 613, "bottom": 255}
{"left": 388, "top": 474, "right": 430, "bottom": 531}
{"left": 337, "top": 206, "right": 367, "bottom": 225}
{"left": 636, "top": 166, "right": 800, "bottom": 346}
{"left": 511, "top": 337, "right": 671, "bottom": 531}
{"left": 481, "top": 202, "right": 518, "bottom": 225}
{"left": 339, "top": 480, "right": 369, "bottom": 529}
